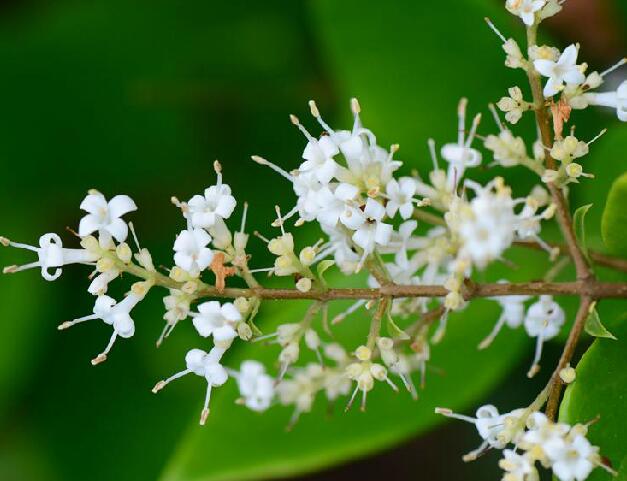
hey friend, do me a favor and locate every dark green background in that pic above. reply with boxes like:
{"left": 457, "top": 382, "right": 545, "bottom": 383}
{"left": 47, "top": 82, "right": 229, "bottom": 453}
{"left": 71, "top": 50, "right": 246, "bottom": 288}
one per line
{"left": 0, "top": 1, "right": 624, "bottom": 480}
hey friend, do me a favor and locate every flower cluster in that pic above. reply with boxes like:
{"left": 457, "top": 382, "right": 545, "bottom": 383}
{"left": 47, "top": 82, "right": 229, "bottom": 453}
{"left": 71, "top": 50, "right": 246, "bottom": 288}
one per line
{"left": 437, "top": 405, "right": 613, "bottom": 481}
{"left": 0, "top": 1, "right": 624, "bottom": 479}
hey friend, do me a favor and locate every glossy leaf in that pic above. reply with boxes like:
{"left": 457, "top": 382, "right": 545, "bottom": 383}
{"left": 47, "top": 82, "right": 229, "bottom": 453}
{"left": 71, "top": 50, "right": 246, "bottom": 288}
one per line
{"left": 584, "top": 302, "right": 617, "bottom": 340}
{"left": 560, "top": 321, "right": 627, "bottom": 481}
{"left": 601, "top": 173, "right": 627, "bottom": 257}
{"left": 573, "top": 204, "right": 592, "bottom": 262}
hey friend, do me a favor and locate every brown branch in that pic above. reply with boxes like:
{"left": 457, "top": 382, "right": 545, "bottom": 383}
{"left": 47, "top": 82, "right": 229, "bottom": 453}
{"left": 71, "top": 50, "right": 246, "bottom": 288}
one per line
{"left": 545, "top": 296, "right": 592, "bottom": 420}
{"left": 193, "top": 281, "right": 627, "bottom": 301}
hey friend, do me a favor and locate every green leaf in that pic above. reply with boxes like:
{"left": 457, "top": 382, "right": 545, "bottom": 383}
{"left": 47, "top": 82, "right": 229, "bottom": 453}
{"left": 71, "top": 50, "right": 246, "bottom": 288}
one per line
{"left": 573, "top": 204, "right": 592, "bottom": 262}
{"left": 560, "top": 321, "right": 627, "bottom": 481}
{"left": 316, "top": 260, "right": 335, "bottom": 285}
{"left": 601, "top": 172, "right": 627, "bottom": 257}
{"left": 584, "top": 302, "right": 617, "bottom": 340}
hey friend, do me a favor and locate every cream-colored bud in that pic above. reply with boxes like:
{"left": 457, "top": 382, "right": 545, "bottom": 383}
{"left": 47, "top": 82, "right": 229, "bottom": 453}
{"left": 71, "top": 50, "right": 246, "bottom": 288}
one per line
{"left": 234, "top": 297, "right": 250, "bottom": 315}
{"left": 170, "top": 266, "right": 187, "bottom": 282}
{"left": 565, "top": 163, "right": 583, "bottom": 178}
{"left": 268, "top": 234, "right": 294, "bottom": 256}
{"left": 559, "top": 365, "right": 576, "bottom": 384}
{"left": 181, "top": 281, "right": 197, "bottom": 295}
{"left": 296, "top": 277, "right": 312, "bottom": 293}
{"left": 80, "top": 235, "right": 100, "bottom": 252}
{"left": 279, "top": 342, "right": 299, "bottom": 364}
{"left": 357, "top": 372, "right": 374, "bottom": 391}
{"left": 541, "top": 169, "right": 559, "bottom": 184}
{"left": 96, "top": 257, "right": 115, "bottom": 273}
{"left": 585, "top": 71, "right": 603, "bottom": 89}
{"left": 444, "top": 291, "right": 463, "bottom": 310}
{"left": 131, "top": 281, "right": 150, "bottom": 296}
{"left": 304, "top": 329, "right": 320, "bottom": 350}
{"left": 444, "top": 276, "right": 461, "bottom": 292}
{"left": 355, "top": 345, "right": 371, "bottom": 362}
{"left": 369, "top": 363, "right": 387, "bottom": 381}
{"left": 277, "top": 323, "right": 301, "bottom": 344}
{"left": 116, "top": 243, "right": 132, "bottom": 263}
{"left": 345, "top": 362, "right": 362, "bottom": 379}
{"left": 299, "top": 246, "right": 316, "bottom": 266}
{"left": 376, "top": 337, "right": 394, "bottom": 351}
{"left": 238, "top": 323, "right": 252, "bottom": 341}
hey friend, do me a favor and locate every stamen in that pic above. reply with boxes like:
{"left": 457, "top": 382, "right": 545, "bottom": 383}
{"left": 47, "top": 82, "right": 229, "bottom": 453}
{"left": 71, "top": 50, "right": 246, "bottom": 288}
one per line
{"left": 435, "top": 407, "right": 477, "bottom": 424}
{"left": 360, "top": 388, "right": 367, "bottom": 412}
{"left": 345, "top": 385, "right": 360, "bottom": 412}
{"left": 275, "top": 206, "right": 286, "bottom": 235}
{"left": 465, "top": 113, "right": 482, "bottom": 148}
{"left": 289, "top": 114, "right": 316, "bottom": 143}
{"left": 200, "top": 384, "right": 213, "bottom": 425}
{"left": 128, "top": 222, "right": 141, "bottom": 251}
{"left": 427, "top": 138, "right": 439, "bottom": 171}
{"left": 240, "top": 202, "right": 249, "bottom": 233}
{"left": 484, "top": 17, "right": 507, "bottom": 43}
{"left": 332, "top": 299, "right": 367, "bottom": 325}
{"left": 91, "top": 331, "right": 118, "bottom": 366}
{"left": 488, "top": 103, "right": 505, "bottom": 131}
{"left": 253, "top": 231, "right": 270, "bottom": 243}
{"left": 58, "top": 314, "right": 98, "bottom": 330}
{"left": 527, "top": 333, "right": 545, "bottom": 378}
{"left": 213, "top": 160, "right": 223, "bottom": 188}
{"left": 478, "top": 314, "right": 507, "bottom": 350}
{"left": 250, "top": 155, "right": 293, "bottom": 181}
{"left": 152, "top": 368, "right": 191, "bottom": 393}
{"left": 600, "top": 57, "right": 626, "bottom": 78}
{"left": 308, "top": 99, "right": 336, "bottom": 135}
{"left": 587, "top": 128, "right": 607, "bottom": 146}
{"left": 457, "top": 98, "right": 468, "bottom": 145}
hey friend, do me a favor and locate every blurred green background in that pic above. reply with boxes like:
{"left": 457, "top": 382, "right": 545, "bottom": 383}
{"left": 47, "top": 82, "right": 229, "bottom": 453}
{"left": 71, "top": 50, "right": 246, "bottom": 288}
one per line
{"left": 0, "top": 1, "right": 624, "bottom": 480}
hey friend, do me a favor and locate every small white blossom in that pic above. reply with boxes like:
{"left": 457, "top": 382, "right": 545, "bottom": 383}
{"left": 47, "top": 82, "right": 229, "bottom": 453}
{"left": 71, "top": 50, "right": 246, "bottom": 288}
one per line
{"left": 351, "top": 198, "right": 393, "bottom": 266}
{"left": 524, "top": 295, "right": 565, "bottom": 376}
{"left": 2, "top": 233, "right": 99, "bottom": 281}
{"left": 506, "top": 0, "right": 546, "bottom": 26}
{"left": 187, "top": 180, "right": 237, "bottom": 229}
{"left": 499, "top": 449, "right": 537, "bottom": 481}
{"left": 152, "top": 347, "right": 228, "bottom": 425}
{"left": 534, "top": 45, "right": 586, "bottom": 97}
{"left": 173, "top": 228, "right": 214, "bottom": 276}
{"left": 236, "top": 360, "right": 275, "bottom": 412}
{"left": 548, "top": 435, "right": 597, "bottom": 481}
{"left": 191, "top": 301, "right": 242, "bottom": 348}
{"left": 386, "top": 177, "right": 417, "bottom": 219}
{"left": 58, "top": 284, "right": 149, "bottom": 365}
{"left": 78, "top": 191, "right": 137, "bottom": 248}
{"left": 315, "top": 183, "right": 361, "bottom": 228}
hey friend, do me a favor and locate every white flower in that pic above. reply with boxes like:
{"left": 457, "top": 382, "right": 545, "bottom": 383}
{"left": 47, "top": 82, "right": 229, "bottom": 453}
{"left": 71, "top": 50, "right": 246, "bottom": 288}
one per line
{"left": 88, "top": 269, "right": 120, "bottom": 295}
{"left": 2, "top": 233, "right": 99, "bottom": 281}
{"left": 479, "top": 288, "right": 530, "bottom": 349}
{"left": 456, "top": 180, "right": 517, "bottom": 269}
{"left": 506, "top": 0, "right": 546, "bottom": 26}
{"left": 152, "top": 347, "right": 229, "bottom": 425}
{"left": 549, "top": 435, "right": 596, "bottom": 481}
{"left": 191, "top": 301, "right": 242, "bottom": 348}
{"left": 187, "top": 184, "right": 236, "bottom": 229}
{"left": 584, "top": 80, "right": 627, "bottom": 122}
{"left": 534, "top": 45, "right": 586, "bottom": 97}
{"left": 386, "top": 177, "right": 416, "bottom": 219}
{"left": 524, "top": 295, "right": 565, "bottom": 375}
{"left": 299, "top": 135, "right": 340, "bottom": 184}
{"left": 315, "top": 183, "right": 361, "bottom": 228}
{"left": 436, "top": 404, "right": 524, "bottom": 459}
{"left": 351, "top": 198, "right": 393, "bottom": 264}
{"left": 499, "top": 449, "right": 536, "bottom": 481}
{"left": 58, "top": 286, "right": 148, "bottom": 364}
{"left": 173, "top": 228, "right": 214, "bottom": 276}
{"left": 78, "top": 192, "right": 137, "bottom": 247}
{"left": 521, "top": 412, "right": 569, "bottom": 455}
{"left": 293, "top": 171, "right": 325, "bottom": 222}
{"left": 236, "top": 360, "right": 275, "bottom": 412}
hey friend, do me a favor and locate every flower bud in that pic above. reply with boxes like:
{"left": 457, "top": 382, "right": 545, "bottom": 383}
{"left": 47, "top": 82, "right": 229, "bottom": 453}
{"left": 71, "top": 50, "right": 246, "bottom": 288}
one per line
{"left": 355, "top": 345, "right": 371, "bottom": 362}
{"left": 268, "top": 234, "right": 294, "bottom": 256}
{"left": 296, "top": 277, "right": 312, "bottom": 293}
{"left": 116, "top": 242, "right": 132, "bottom": 263}
{"left": 234, "top": 297, "right": 250, "bottom": 315}
{"left": 299, "top": 246, "right": 316, "bottom": 266}
{"left": 238, "top": 323, "right": 252, "bottom": 341}
{"left": 304, "top": 329, "right": 320, "bottom": 350}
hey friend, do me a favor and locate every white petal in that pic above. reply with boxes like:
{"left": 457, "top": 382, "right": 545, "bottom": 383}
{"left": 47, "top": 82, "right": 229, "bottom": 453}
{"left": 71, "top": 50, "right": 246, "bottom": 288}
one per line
{"left": 193, "top": 316, "right": 214, "bottom": 337}
{"left": 78, "top": 214, "right": 102, "bottom": 237}
{"left": 105, "top": 218, "right": 129, "bottom": 242}
{"left": 221, "top": 302, "right": 242, "bottom": 322}
{"left": 80, "top": 193, "right": 107, "bottom": 214}
{"left": 558, "top": 44, "right": 578, "bottom": 67}
{"left": 533, "top": 59, "right": 556, "bottom": 78}
{"left": 215, "top": 194, "right": 236, "bottom": 219}
{"left": 363, "top": 198, "right": 385, "bottom": 221}
{"left": 108, "top": 195, "right": 137, "bottom": 218}
{"left": 374, "top": 223, "right": 393, "bottom": 245}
